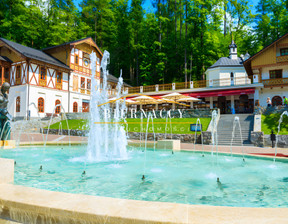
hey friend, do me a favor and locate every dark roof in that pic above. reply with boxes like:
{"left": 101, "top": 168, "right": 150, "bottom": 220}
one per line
{"left": 208, "top": 57, "right": 244, "bottom": 69}
{"left": 100, "top": 72, "right": 131, "bottom": 87}
{"left": 108, "top": 74, "right": 132, "bottom": 87}
{"left": 42, "top": 37, "right": 103, "bottom": 56}
{"left": 0, "top": 56, "right": 12, "bottom": 63}
{"left": 42, "top": 37, "right": 89, "bottom": 51}
{"left": 0, "top": 38, "right": 70, "bottom": 70}
{"left": 229, "top": 40, "right": 237, "bottom": 49}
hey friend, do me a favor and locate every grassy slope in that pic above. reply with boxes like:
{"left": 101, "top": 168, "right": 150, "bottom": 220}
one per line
{"left": 262, "top": 114, "right": 288, "bottom": 135}
{"left": 47, "top": 118, "right": 211, "bottom": 134}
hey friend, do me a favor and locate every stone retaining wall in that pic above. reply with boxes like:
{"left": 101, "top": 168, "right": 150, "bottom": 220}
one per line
{"left": 251, "top": 131, "right": 288, "bottom": 148}
{"left": 66, "top": 113, "right": 90, "bottom": 120}
{"left": 42, "top": 129, "right": 89, "bottom": 137}
{"left": 42, "top": 129, "right": 212, "bottom": 144}
{"left": 127, "top": 132, "right": 212, "bottom": 143}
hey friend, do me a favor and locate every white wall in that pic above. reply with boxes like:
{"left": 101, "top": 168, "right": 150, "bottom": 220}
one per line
{"left": 8, "top": 85, "right": 28, "bottom": 118}
{"left": 69, "top": 92, "right": 90, "bottom": 112}
{"left": 206, "top": 66, "right": 249, "bottom": 87}
{"left": 261, "top": 65, "right": 288, "bottom": 80}
{"left": 259, "top": 87, "right": 288, "bottom": 107}
{"left": 28, "top": 86, "right": 69, "bottom": 118}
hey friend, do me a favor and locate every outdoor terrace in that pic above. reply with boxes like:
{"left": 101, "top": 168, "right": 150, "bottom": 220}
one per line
{"left": 106, "top": 74, "right": 288, "bottom": 96}
{"left": 127, "top": 75, "right": 259, "bottom": 94}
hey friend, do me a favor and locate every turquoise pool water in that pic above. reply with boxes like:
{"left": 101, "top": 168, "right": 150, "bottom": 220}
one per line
{"left": 1, "top": 146, "right": 288, "bottom": 208}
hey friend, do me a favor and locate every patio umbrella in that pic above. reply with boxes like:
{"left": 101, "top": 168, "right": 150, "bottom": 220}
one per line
{"left": 177, "top": 97, "right": 201, "bottom": 102}
{"left": 161, "top": 92, "right": 187, "bottom": 102}
{"left": 132, "top": 95, "right": 157, "bottom": 105}
{"left": 125, "top": 99, "right": 137, "bottom": 105}
{"left": 108, "top": 97, "right": 122, "bottom": 103}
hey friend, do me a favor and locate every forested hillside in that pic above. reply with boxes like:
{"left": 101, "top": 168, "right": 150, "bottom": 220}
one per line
{"left": 1, "top": 0, "right": 288, "bottom": 86}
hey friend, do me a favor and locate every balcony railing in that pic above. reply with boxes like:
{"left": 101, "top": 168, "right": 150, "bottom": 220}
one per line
{"left": 262, "top": 78, "right": 288, "bottom": 87}
{"left": 276, "top": 55, "right": 288, "bottom": 63}
{"left": 56, "top": 82, "right": 62, "bottom": 90}
{"left": 15, "top": 78, "right": 21, "bottom": 85}
{"left": 127, "top": 76, "right": 256, "bottom": 94}
{"left": 39, "top": 79, "right": 46, "bottom": 87}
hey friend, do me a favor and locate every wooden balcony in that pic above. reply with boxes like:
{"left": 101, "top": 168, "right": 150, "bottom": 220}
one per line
{"left": 262, "top": 78, "right": 288, "bottom": 88}
{"left": 56, "top": 83, "right": 62, "bottom": 90}
{"left": 15, "top": 78, "right": 21, "bottom": 85}
{"left": 39, "top": 79, "right": 46, "bottom": 87}
{"left": 127, "top": 76, "right": 255, "bottom": 94}
{"left": 276, "top": 55, "right": 288, "bottom": 63}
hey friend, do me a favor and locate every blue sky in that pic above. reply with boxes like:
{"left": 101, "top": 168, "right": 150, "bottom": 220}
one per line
{"left": 73, "top": 0, "right": 260, "bottom": 14}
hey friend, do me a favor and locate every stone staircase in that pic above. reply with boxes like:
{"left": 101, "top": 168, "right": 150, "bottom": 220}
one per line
{"left": 216, "top": 114, "right": 254, "bottom": 146}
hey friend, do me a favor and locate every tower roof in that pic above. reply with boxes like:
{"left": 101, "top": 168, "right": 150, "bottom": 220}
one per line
{"left": 208, "top": 57, "right": 243, "bottom": 69}
{"left": 0, "top": 38, "right": 71, "bottom": 70}
{"left": 229, "top": 40, "right": 237, "bottom": 49}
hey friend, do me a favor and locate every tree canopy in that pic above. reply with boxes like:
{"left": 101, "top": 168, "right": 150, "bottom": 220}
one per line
{"left": 0, "top": 0, "right": 287, "bottom": 86}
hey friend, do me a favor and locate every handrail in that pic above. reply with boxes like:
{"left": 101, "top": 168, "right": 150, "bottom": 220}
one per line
{"left": 262, "top": 78, "right": 288, "bottom": 87}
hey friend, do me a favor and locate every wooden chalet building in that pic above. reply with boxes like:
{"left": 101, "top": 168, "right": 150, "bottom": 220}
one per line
{"left": 0, "top": 37, "right": 128, "bottom": 119}
{"left": 244, "top": 32, "right": 288, "bottom": 107}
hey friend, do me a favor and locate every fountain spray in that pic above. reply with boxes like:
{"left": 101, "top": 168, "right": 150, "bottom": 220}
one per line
{"left": 274, "top": 111, "right": 288, "bottom": 162}
{"left": 194, "top": 118, "right": 204, "bottom": 157}
{"left": 230, "top": 116, "right": 245, "bottom": 161}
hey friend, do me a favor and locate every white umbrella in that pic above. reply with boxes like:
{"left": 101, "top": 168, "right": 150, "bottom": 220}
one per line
{"left": 125, "top": 99, "right": 137, "bottom": 105}
{"left": 133, "top": 95, "right": 157, "bottom": 105}
{"left": 161, "top": 92, "right": 186, "bottom": 101}
{"left": 177, "top": 97, "right": 200, "bottom": 102}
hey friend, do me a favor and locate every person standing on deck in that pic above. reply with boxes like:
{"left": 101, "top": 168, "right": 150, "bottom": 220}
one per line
{"left": 266, "top": 97, "right": 272, "bottom": 108}
{"left": 283, "top": 96, "right": 288, "bottom": 107}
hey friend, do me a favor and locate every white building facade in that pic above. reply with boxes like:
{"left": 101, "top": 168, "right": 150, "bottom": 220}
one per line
{"left": 0, "top": 37, "right": 103, "bottom": 119}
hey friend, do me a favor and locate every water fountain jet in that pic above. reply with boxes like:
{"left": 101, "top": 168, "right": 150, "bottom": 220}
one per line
{"left": 87, "top": 50, "right": 128, "bottom": 162}
{"left": 274, "top": 111, "right": 288, "bottom": 162}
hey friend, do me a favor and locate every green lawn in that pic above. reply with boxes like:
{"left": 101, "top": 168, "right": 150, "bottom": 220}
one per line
{"left": 47, "top": 119, "right": 88, "bottom": 130}
{"left": 262, "top": 114, "right": 288, "bottom": 135}
{"left": 125, "top": 118, "right": 211, "bottom": 134}
{"left": 47, "top": 118, "right": 211, "bottom": 134}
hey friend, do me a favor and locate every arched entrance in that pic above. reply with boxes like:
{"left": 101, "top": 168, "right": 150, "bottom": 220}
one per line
{"left": 272, "top": 96, "right": 282, "bottom": 106}
{"left": 218, "top": 96, "right": 227, "bottom": 114}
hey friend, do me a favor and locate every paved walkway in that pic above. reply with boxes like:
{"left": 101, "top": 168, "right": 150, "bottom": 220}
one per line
{"left": 9, "top": 133, "right": 288, "bottom": 157}
{"left": 11, "top": 133, "right": 88, "bottom": 144}
{"left": 181, "top": 143, "right": 288, "bottom": 157}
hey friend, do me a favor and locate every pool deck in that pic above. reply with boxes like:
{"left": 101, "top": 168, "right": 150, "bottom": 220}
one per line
{"left": 0, "top": 183, "right": 288, "bottom": 224}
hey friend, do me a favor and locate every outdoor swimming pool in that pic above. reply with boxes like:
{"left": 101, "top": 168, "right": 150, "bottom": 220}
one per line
{"left": 1, "top": 146, "right": 288, "bottom": 208}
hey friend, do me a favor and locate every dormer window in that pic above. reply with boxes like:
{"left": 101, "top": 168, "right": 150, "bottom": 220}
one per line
{"left": 280, "top": 48, "right": 288, "bottom": 56}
